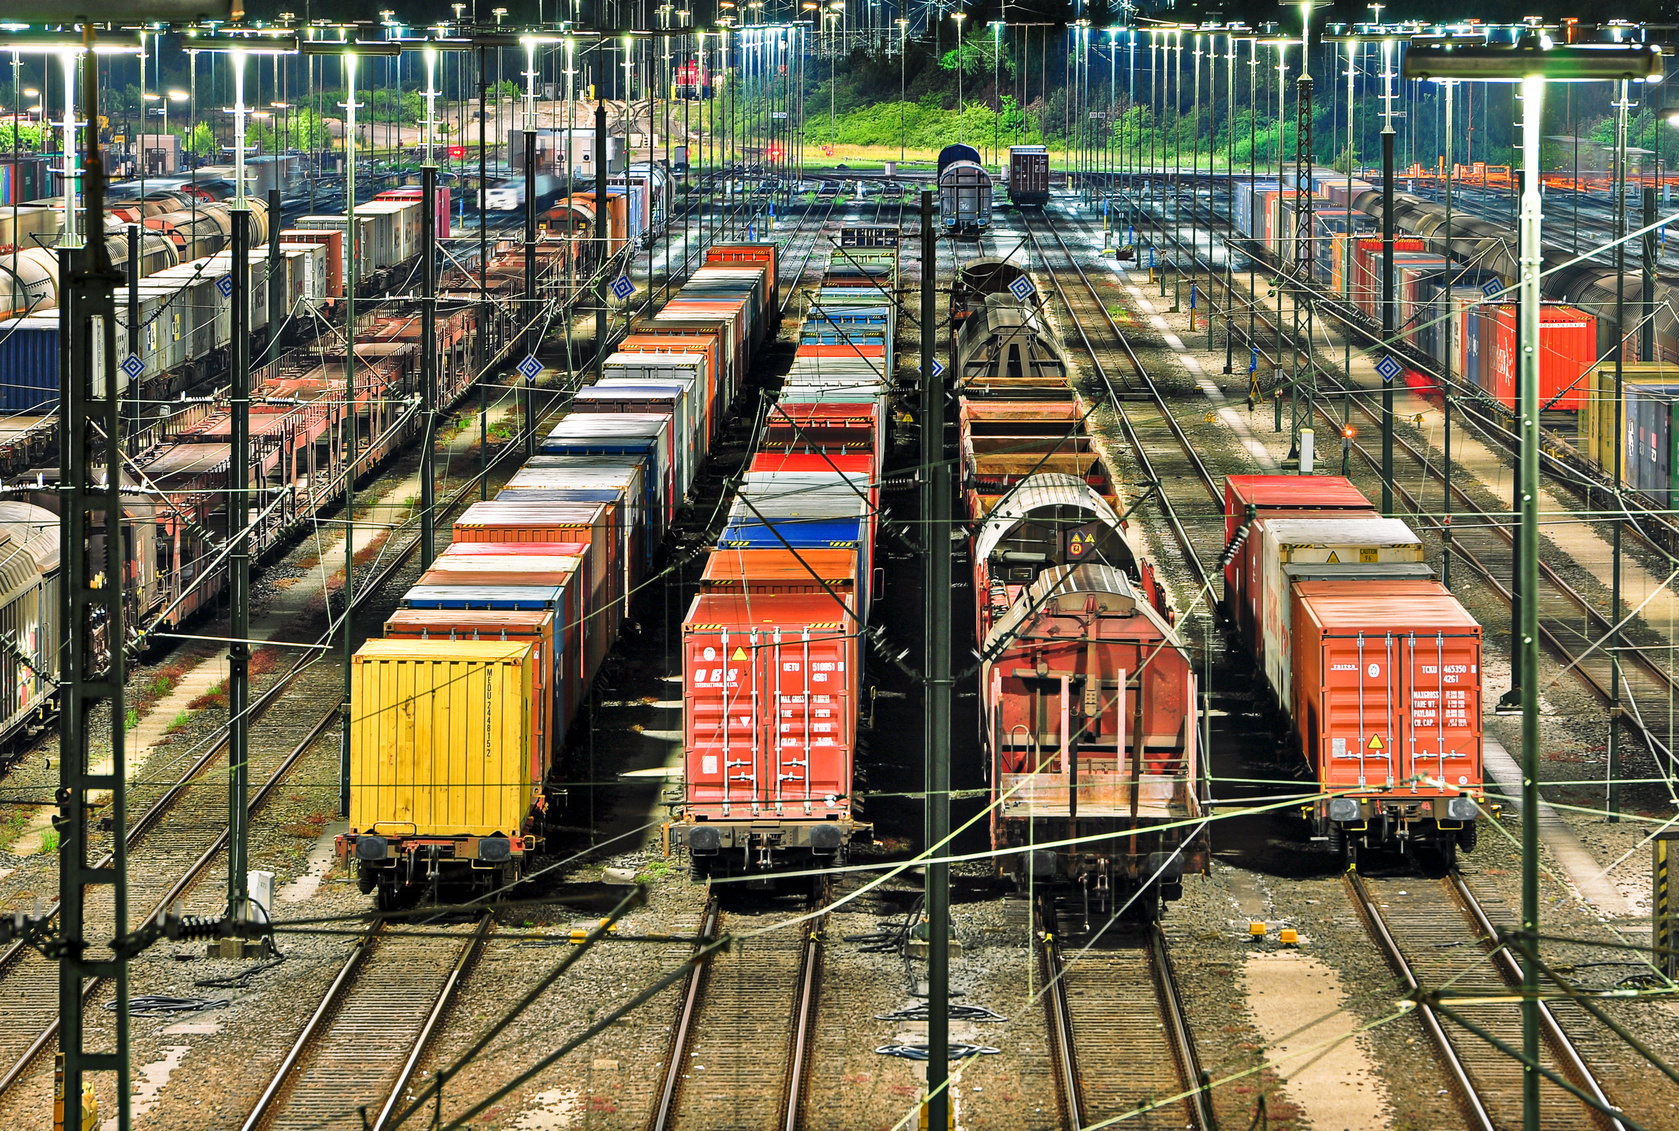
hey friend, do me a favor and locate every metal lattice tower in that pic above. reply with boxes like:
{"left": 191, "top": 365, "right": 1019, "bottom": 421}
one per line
{"left": 58, "top": 36, "right": 131, "bottom": 1131}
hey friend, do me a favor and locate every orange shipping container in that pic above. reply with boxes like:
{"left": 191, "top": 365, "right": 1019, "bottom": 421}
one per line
{"left": 700, "top": 548, "right": 859, "bottom": 597}
{"left": 1290, "top": 579, "right": 1483, "bottom": 803}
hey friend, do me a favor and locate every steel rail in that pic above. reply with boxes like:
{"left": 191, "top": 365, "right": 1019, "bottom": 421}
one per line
{"left": 1344, "top": 871, "right": 1498, "bottom": 1131}
{"left": 1151, "top": 922, "right": 1216, "bottom": 1131}
{"left": 371, "top": 914, "right": 495, "bottom": 1131}
{"left": 1020, "top": 211, "right": 1219, "bottom": 601}
{"left": 1036, "top": 896, "right": 1209, "bottom": 1131}
{"left": 240, "top": 924, "right": 383, "bottom": 1131}
{"left": 1036, "top": 901, "right": 1085, "bottom": 1131}
{"left": 650, "top": 897, "right": 723, "bottom": 1131}
{"left": 1447, "top": 871, "right": 1628, "bottom": 1131}
{"left": 781, "top": 915, "right": 823, "bottom": 1131}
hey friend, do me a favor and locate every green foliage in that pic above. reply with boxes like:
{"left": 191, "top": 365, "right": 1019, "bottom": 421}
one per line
{"left": 183, "top": 121, "right": 216, "bottom": 159}
{"left": 0, "top": 121, "right": 44, "bottom": 150}
{"left": 370, "top": 87, "right": 425, "bottom": 126}
{"left": 939, "top": 28, "right": 1014, "bottom": 80}
{"left": 491, "top": 80, "right": 521, "bottom": 102}
{"left": 254, "top": 105, "right": 332, "bottom": 153}
{"left": 804, "top": 99, "right": 1041, "bottom": 151}
{"left": 40, "top": 829, "right": 58, "bottom": 853}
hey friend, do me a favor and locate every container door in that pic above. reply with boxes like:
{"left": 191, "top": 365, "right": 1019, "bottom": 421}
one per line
{"left": 1321, "top": 632, "right": 1402, "bottom": 790}
{"left": 1401, "top": 631, "right": 1481, "bottom": 792}
{"left": 684, "top": 629, "right": 760, "bottom": 812}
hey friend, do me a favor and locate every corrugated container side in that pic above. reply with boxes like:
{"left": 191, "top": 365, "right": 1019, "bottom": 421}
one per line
{"left": 350, "top": 640, "right": 537, "bottom": 837}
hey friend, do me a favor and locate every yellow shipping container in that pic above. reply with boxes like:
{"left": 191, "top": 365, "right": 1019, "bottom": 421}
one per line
{"left": 1579, "top": 362, "right": 1679, "bottom": 480}
{"left": 351, "top": 639, "right": 536, "bottom": 838}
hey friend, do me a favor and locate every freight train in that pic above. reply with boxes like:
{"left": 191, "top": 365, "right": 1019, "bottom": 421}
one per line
{"left": 952, "top": 260, "right": 1208, "bottom": 914}
{"left": 0, "top": 180, "right": 648, "bottom": 758}
{"left": 662, "top": 244, "right": 894, "bottom": 878}
{"left": 1222, "top": 475, "right": 1485, "bottom": 861}
{"left": 937, "top": 144, "right": 992, "bottom": 237}
{"left": 338, "top": 241, "right": 778, "bottom": 907}
{"left": 1231, "top": 170, "right": 1679, "bottom": 564}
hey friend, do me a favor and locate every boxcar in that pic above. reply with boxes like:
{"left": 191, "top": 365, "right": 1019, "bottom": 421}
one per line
{"left": 1007, "top": 144, "right": 1050, "bottom": 207}
{"left": 937, "top": 144, "right": 992, "bottom": 237}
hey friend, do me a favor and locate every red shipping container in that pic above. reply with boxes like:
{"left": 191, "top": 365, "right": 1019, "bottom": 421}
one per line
{"left": 1290, "top": 579, "right": 1483, "bottom": 806}
{"left": 681, "top": 592, "right": 859, "bottom": 822}
{"left": 794, "top": 343, "right": 887, "bottom": 360}
{"left": 750, "top": 452, "right": 873, "bottom": 476}
{"left": 1485, "top": 303, "right": 1598, "bottom": 412}
{"left": 700, "top": 548, "right": 859, "bottom": 597}
{"left": 1221, "top": 475, "right": 1374, "bottom": 642}
{"left": 1352, "top": 238, "right": 1426, "bottom": 318}
{"left": 278, "top": 228, "right": 344, "bottom": 297}
{"left": 381, "top": 608, "right": 567, "bottom": 760}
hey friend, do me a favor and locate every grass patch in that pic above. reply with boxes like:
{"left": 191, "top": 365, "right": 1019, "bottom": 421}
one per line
{"left": 188, "top": 679, "right": 228, "bottom": 712}
{"left": 165, "top": 710, "right": 193, "bottom": 734}
{"left": 39, "top": 830, "right": 58, "bottom": 853}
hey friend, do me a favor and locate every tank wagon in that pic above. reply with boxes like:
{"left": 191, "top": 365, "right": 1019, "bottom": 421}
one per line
{"left": 937, "top": 143, "right": 992, "bottom": 238}
{"left": 338, "top": 242, "right": 779, "bottom": 907}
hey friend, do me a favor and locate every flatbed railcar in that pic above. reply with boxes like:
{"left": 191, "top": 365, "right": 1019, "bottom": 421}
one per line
{"left": 1222, "top": 475, "right": 1486, "bottom": 860}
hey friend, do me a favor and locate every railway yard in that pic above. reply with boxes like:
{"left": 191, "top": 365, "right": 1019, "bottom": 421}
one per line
{"left": 5, "top": 11, "right": 1679, "bottom": 1131}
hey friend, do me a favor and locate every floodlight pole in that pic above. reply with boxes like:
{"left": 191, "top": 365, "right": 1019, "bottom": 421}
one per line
{"left": 1291, "top": 2, "right": 1315, "bottom": 472}
{"left": 1380, "top": 37, "right": 1394, "bottom": 514}
{"left": 1609, "top": 78, "right": 1627, "bottom": 821}
{"left": 919, "top": 187, "right": 951, "bottom": 1131}
{"left": 1403, "top": 43, "right": 1663, "bottom": 1131}
{"left": 340, "top": 50, "right": 360, "bottom": 819}
{"left": 421, "top": 47, "right": 440, "bottom": 568}
{"left": 1516, "top": 69, "right": 1543, "bottom": 1131}
{"left": 59, "top": 33, "right": 131, "bottom": 1131}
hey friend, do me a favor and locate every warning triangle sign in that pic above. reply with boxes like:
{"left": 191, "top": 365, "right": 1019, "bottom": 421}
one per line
{"left": 1368, "top": 734, "right": 1385, "bottom": 751}
{"left": 1326, "top": 550, "right": 1341, "bottom": 564}
{"left": 731, "top": 646, "right": 748, "bottom": 660}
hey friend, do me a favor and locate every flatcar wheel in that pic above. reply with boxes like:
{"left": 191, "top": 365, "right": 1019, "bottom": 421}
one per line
{"left": 374, "top": 881, "right": 402, "bottom": 913}
{"left": 1457, "top": 821, "right": 1479, "bottom": 855}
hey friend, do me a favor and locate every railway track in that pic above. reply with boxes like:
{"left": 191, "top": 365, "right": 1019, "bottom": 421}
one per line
{"left": 0, "top": 418, "right": 548, "bottom": 1105}
{"left": 650, "top": 899, "right": 822, "bottom": 1131}
{"left": 1185, "top": 244, "right": 1679, "bottom": 765}
{"left": 1038, "top": 898, "right": 1211, "bottom": 1131}
{"left": 240, "top": 915, "right": 492, "bottom": 1131}
{"left": 1347, "top": 870, "right": 1631, "bottom": 1131}
{"left": 1019, "top": 209, "right": 1222, "bottom": 602}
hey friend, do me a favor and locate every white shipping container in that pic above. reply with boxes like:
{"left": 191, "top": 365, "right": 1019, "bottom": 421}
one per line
{"left": 1258, "top": 517, "right": 1427, "bottom": 711}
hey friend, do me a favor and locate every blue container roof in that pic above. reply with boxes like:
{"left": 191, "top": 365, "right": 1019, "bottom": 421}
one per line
{"left": 720, "top": 517, "right": 865, "bottom": 548}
